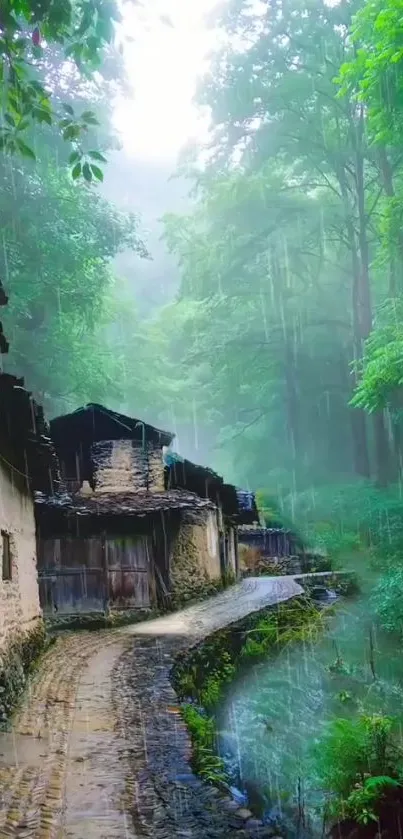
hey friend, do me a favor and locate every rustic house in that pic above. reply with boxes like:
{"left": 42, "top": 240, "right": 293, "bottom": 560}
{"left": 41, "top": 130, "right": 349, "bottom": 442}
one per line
{"left": 238, "top": 525, "right": 304, "bottom": 574}
{"left": 35, "top": 404, "right": 260, "bottom": 615}
{"left": 34, "top": 405, "right": 247, "bottom": 614}
{"left": 0, "top": 370, "right": 59, "bottom": 682}
{"left": 164, "top": 453, "right": 259, "bottom": 587}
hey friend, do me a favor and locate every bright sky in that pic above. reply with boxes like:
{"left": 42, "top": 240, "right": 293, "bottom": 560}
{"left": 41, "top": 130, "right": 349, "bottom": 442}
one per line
{"left": 113, "top": 0, "right": 222, "bottom": 162}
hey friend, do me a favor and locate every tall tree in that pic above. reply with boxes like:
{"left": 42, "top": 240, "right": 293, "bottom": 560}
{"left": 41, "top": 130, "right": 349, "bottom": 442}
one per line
{"left": 163, "top": 0, "right": 403, "bottom": 489}
{"left": 0, "top": 145, "right": 147, "bottom": 413}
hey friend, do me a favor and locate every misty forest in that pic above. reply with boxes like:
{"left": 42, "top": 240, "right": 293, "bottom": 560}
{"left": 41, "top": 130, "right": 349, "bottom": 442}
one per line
{"left": 4, "top": 0, "right": 403, "bottom": 838}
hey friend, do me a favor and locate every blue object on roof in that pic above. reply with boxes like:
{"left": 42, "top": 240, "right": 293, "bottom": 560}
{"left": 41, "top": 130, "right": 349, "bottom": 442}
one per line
{"left": 236, "top": 489, "right": 255, "bottom": 511}
{"left": 163, "top": 449, "right": 184, "bottom": 468}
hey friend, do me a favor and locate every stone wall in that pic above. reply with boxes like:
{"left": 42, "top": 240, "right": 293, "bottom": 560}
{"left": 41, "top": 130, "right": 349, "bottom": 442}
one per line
{"left": 0, "top": 459, "right": 42, "bottom": 658}
{"left": 92, "top": 439, "right": 164, "bottom": 493}
{"left": 169, "top": 509, "right": 221, "bottom": 605}
{"left": 148, "top": 446, "right": 165, "bottom": 492}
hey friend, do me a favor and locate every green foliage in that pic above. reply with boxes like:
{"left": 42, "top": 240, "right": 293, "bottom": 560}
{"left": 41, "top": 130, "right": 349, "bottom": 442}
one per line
{"left": 256, "top": 490, "right": 289, "bottom": 529}
{"left": 175, "top": 598, "right": 327, "bottom": 793}
{"left": 284, "top": 481, "right": 403, "bottom": 564}
{"left": 372, "top": 569, "right": 403, "bottom": 636}
{"left": 314, "top": 714, "right": 403, "bottom": 825}
{"left": 352, "top": 297, "right": 403, "bottom": 412}
{"left": 0, "top": 0, "right": 123, "bottom": 176}
{"left": 159, "top": 0, "right": 403, "bottom": 498}
{"left": 338, "top": 0, "right": 403, "bottom": 144}
{"left": 0, "top": 148, "right": 147, "bottom": 413}
{"left": 180, "top": 705, "right": 227, "bottom": 783}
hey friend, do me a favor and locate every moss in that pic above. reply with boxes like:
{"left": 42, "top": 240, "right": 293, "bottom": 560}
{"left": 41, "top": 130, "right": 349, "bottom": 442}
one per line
{"left": 0, "top": 621, "right": 46, "bottom": 727}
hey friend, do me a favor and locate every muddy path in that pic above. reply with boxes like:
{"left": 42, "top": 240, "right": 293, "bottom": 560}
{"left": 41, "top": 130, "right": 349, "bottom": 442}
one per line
{"left": 0, "top": 577, "right": 303, "bottom": 839}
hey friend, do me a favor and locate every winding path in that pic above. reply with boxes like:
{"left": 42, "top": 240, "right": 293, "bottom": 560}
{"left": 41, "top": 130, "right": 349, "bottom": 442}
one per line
{"left": 0, "top": 577, "right": 304, "bottom": 839}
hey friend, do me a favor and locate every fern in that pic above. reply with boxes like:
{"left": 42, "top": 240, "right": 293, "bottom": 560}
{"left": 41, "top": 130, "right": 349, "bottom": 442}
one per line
{"left": 314, "top": 714, "right": 403, "bottom": 826}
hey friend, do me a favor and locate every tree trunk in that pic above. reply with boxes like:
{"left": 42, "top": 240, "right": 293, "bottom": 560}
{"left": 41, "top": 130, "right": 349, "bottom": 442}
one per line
{"left": 373, "top": 411, "right": 390, "bottom": 487}
{"left": 284, "top": 336, "right": 300, "bottom": 466}
{"left": 339, "top": 352, "right": 370, "bottom": 478}
{"left": 336, "top": 161, "right": 371, "bottom": 478}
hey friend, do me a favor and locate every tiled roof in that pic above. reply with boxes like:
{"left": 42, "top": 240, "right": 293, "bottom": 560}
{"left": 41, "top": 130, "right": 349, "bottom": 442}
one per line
{"left": 0, "top": 372, "right": 60, "bottom": 492}
{"left": 51, "top": 404, "right": 174, "bottom": 448}
{"left": 35, "top": 489, "right": 215, "bottom": 517}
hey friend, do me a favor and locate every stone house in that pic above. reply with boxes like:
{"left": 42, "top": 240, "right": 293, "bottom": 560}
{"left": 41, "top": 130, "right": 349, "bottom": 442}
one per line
{"left": 0, "top": 370, "right": 58, "bottom": 717}
{"left": 35, "top": 403, "right": 259, "bottom": 615}
{"left": 164, "top": 454, "right": 259, "bottom": 592}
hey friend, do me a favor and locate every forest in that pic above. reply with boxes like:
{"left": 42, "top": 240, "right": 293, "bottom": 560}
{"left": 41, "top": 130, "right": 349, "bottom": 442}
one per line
{"left": 2, "top": 2, "right": 403, "bottom": 559}
{"left": 3, "top": 0, "right": 403, "bottom": 607}
{"left": 4, "top": 1, "right": 403, "bottom": 836}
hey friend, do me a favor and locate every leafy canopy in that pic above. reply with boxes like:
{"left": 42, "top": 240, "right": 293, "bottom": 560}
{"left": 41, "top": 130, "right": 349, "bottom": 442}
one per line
{"left": 0, "top": 0, "right": 122, "bottom": 176}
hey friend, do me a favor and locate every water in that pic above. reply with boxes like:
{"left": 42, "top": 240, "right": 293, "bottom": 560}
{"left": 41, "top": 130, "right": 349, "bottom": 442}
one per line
{"left": 217, "top": 595, "right": 403, "bottom": 837}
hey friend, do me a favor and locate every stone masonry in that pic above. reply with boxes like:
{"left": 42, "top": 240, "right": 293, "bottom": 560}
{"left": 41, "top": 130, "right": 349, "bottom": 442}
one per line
{"left": 0, "top": 459, "right": 42, "bottom": 657}
{"left": 170, "top": 509, "right": 222, "bottom": 604}
{"left": 92, "top": 439, "right": 165, "bottom": 494}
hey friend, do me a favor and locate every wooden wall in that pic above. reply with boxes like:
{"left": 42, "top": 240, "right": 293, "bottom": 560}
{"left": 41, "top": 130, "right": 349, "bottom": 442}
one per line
{"left": 38, "top": 533, "right": 152, "bottom": 615}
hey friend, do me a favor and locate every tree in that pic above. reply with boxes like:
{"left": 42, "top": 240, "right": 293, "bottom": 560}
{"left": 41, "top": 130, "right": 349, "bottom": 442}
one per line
{"left": 0, "top": 143, "right": 147, "bottom": 413}
{"left": 0, "top": 0, "right": 122, "bottom": 175}
{"left": 163, "top": 0, "right": 403, "bottom": 489}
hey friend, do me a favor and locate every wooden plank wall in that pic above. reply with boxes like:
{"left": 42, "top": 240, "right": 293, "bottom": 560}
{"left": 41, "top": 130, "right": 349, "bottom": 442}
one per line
{"left": 38, "top": 534, "right": 151, "bottom": 614}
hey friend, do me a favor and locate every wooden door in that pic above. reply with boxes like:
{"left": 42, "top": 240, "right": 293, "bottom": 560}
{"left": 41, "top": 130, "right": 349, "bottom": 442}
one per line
{"left": 106, "top": 536, "right": 150, "bottom": 609}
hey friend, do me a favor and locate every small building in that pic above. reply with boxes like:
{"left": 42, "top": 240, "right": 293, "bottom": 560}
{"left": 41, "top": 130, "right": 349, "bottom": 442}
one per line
{"left": 238, "top": 525, "right": 304, "bottom": 574}
{"left": 0, "top": 371, "right": 57, "bottom": 669}
{"left": 165, "top": 453, "right": 259, "bottom": 583}
{"left": 35, "top": 404, "right": 258, "bottom": 615}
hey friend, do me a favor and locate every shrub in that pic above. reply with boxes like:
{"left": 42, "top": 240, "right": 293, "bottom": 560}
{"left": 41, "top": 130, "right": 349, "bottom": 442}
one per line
{"left": 372, "top": 568, "right": 403, "bottom": 635}
{"left": 313, "top": 714, "right": 403, "bottom": 826}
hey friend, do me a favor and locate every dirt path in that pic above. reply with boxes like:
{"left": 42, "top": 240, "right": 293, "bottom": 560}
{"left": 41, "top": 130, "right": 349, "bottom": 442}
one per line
{"left": 0, "top": 577, "right": 303, "bottom": 839}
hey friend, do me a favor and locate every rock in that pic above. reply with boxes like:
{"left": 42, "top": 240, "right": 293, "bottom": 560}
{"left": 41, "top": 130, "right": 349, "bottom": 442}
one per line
{"left": 230, "top": 785, "right": 248, "bottom": 805}
{"left": 245, "top": 817, "right": 264, "bottom": 829}
{"left": 236, "top": 808, "right": 253, "bottom": 820}
{"left": 222, "top": 799, "right": 240, "bottom": 812}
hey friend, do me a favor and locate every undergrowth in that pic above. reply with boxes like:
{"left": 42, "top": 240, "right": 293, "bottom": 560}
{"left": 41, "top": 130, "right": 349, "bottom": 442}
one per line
{"left": 280, "top": 480, "right": 403, "bottom": 637}
{"left": 314, "top": 713, "right": 403, "bottom": 828}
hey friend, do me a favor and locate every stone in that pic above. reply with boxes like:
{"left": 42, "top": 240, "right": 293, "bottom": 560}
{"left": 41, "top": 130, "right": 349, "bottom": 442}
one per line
{"left": 222, "top": 799, "right": 240, "bottom": 812}
{"left": 236, "top": 808, "right": 253, "bottom": 820}
{"left": 245, "top": 818, "right": 263, "bottom": 829}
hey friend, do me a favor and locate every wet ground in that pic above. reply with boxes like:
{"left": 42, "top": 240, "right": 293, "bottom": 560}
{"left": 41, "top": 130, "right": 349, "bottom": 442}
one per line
{"left": 0, "top": 577, "right": 305, "bottom": 839}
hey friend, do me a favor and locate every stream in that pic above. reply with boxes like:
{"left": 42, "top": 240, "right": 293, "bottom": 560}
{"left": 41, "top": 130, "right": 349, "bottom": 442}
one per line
{"left": 216, "top": 591, "right": 403, "bottom": 837}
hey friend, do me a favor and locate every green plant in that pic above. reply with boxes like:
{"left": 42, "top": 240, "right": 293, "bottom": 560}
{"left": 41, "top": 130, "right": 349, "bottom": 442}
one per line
{"left": 346, "top": 776, "right": 401, "bottom": 825}
{"left": 314, "top": 714, "right": 403, "bottom": 826}
{"left": 1, "top": 0, "right": 121, "bottom": 176}
{"left": 180, "top": 705, "right": 227, "bottom": 784}
{"left": 337, "top": 691, "right": 354, "bottom": 704}
{"left": 174, "top": 597, "right": 326, "bottom": 799}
